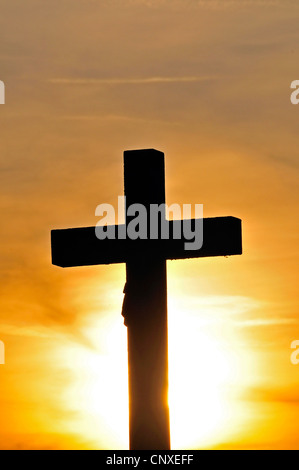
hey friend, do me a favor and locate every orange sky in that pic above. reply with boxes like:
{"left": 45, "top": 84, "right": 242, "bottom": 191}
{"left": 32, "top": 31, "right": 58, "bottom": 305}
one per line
{"left": 1, "top": 0, "right": 299, "bottom": 450}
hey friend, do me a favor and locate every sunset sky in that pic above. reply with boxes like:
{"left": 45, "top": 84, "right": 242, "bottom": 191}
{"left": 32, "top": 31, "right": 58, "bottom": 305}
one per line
{"left": 1, "top": 0, "right": 299, "bottom": 450}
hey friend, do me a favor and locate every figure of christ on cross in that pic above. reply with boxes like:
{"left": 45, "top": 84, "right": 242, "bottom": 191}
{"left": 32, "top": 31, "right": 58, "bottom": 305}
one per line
{"left": 51, "top": 148, "right": 242, "bottom": 450}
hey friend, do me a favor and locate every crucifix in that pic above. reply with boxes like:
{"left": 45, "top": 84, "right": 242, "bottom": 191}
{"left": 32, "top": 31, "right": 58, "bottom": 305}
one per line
{"left": 51, "top": 148, "right": 242, "bottom": 450}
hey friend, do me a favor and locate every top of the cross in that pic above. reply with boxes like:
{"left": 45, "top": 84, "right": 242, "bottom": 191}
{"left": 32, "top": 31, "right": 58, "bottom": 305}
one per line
{"left": 124, "top": 148, "right": 164, "bottom": 155}
{"left": 124, "top": 148, "right": 164, "bottom": 163}
{"left": 123, "top": 148, "right": 166, "bottom": 208}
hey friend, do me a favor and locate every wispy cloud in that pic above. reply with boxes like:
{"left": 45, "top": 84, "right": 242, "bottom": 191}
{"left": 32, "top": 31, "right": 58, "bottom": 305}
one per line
{"left": 243, "top": 386, "right": 299, "bottom": 404}
{"left": 128, "top": 0, "right": 299, "bottom": 8}
{"left": 57, "top": 113, "right": 182, "bottom": 125}
{"left": 48, "top": 76, "right": 215, "bottom": 85}
{"left": 233, "top": 318, "right": 297, "bottom": 328}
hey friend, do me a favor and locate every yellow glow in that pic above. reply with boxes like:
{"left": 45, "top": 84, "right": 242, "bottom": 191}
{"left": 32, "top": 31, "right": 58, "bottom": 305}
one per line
{"left": 56, "top": 317, "right": 129, "bottom": 449}
{"left": 167, "top": 295, "right": 257, "bottom": 449}
{"left": 168, "top": 302, "right": 234, "bottom": 448}
{"left": 48, "top": 284, "right": 259, "bottom": 449}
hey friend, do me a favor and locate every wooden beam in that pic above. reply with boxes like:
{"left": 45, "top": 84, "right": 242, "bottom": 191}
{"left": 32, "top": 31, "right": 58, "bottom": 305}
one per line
{"left": 51, "top": 216, "right": 242, "bottom": 268}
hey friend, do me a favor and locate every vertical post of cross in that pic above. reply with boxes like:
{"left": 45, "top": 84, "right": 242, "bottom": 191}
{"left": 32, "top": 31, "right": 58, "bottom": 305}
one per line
{"left": 123, "top": 149, "right": 170, "bottom": 450}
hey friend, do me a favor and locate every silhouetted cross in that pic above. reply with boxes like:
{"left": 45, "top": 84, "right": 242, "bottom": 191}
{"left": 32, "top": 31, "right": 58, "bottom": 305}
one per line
{"left": 51, "top": 149, "right": 242, "bottom": 450}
